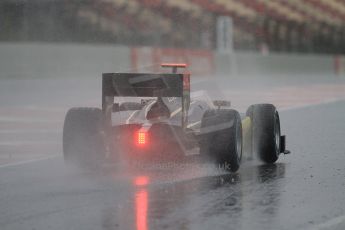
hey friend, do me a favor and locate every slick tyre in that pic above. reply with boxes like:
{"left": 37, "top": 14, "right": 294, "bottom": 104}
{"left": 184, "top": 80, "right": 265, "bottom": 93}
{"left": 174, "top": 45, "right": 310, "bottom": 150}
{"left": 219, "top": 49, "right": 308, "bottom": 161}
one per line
{"left": 246, "top": 104, "right": 281, "bottom": 164}
{"left": 63, "top": 107, "right": 105, "bottom": 169}
{"left": 201, "top": 109, "right": 242, "bottom": 172}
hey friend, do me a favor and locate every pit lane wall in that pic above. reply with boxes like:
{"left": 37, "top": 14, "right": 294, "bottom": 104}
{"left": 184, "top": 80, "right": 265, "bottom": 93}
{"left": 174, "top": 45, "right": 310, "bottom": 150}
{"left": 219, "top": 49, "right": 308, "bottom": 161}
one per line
{"left": 216, "top": 52, "right": 341, "bottom": 76}
{"left": 0, "top": 43, "right": 343, "bottom": 78}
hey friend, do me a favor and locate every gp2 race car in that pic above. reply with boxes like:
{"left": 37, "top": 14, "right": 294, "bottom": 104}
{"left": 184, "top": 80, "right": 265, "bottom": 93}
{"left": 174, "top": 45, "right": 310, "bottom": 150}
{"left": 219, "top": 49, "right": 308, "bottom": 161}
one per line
{"left": 63, "top": 63, "right": 290, "bottom": 172}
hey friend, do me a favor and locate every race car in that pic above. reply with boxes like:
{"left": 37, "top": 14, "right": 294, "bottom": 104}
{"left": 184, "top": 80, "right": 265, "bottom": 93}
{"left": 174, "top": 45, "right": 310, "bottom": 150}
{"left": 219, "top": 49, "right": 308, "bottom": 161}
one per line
{"left": 63, "top": 63, "right": 289, "bottom": 172}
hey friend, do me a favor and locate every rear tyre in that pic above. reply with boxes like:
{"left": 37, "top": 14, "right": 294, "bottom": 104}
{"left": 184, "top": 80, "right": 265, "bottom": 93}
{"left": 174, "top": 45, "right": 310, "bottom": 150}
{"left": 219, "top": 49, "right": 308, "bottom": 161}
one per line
{"left": 200, "top": 109, "right": 242, "bottom": 172}
{"left": 246, "top": 104, "right": 281, "bottom": 164}
{"left": 63, "top": 107, "right": 105, "bottom": 169}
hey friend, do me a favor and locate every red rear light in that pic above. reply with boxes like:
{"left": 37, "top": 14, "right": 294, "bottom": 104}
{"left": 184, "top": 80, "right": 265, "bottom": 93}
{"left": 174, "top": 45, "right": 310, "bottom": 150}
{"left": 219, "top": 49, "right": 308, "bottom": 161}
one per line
{"left": 137, "top": 131, "right": 148, "bottom": 146}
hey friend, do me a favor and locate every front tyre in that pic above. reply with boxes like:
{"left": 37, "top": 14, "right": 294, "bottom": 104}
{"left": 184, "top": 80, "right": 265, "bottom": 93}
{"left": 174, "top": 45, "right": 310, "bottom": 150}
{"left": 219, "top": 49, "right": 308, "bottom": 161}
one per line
{"left": 63, "top": 107, "right": 105, "bottom": 169}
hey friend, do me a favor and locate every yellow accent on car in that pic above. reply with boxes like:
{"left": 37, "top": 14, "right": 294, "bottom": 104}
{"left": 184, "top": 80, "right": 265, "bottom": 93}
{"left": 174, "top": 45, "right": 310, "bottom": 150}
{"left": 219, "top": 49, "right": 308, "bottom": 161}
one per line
{"left": 241, "top": 116, "right": 251, "bottom": 136}
{"left": 242, "top": 117, "right": 252, "bottom": 155}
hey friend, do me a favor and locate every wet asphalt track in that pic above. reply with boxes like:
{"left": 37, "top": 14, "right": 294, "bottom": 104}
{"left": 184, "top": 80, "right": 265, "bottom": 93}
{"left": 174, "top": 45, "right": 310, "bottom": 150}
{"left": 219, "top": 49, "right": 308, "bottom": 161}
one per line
{"left": 1, "top": 75, "right": 345, "bottom": 230}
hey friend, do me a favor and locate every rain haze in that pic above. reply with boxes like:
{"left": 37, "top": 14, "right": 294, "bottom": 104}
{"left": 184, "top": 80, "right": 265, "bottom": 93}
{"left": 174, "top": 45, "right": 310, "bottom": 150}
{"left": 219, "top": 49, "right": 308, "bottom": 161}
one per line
{"left": 1, "top": 1, "right": 345, "bottom": 230}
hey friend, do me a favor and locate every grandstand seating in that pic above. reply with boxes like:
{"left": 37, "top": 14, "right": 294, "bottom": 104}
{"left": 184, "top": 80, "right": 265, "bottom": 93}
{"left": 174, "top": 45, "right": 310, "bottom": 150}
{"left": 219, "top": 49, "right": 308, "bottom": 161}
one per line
{"left": 1, "top": 0, "right": 344, "bottom": 53}
{"left": 61, "top": 0, "right": 345, "bottom": 52}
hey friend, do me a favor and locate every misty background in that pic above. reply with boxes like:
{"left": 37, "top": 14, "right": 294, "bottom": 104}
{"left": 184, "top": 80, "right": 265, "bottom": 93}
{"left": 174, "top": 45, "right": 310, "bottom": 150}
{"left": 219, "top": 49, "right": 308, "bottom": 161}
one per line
{"left": 1, "top": 0, "right": 345, "bottom": 54}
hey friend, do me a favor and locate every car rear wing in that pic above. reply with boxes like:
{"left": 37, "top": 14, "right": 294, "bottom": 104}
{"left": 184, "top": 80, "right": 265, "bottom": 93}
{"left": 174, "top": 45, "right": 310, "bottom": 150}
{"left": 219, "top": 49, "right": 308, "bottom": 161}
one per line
{"left": 102, "top": 72, "right": 191, "bottom": 128}
{"left": 102, "top": 73, "right": 184, "bottom": 98}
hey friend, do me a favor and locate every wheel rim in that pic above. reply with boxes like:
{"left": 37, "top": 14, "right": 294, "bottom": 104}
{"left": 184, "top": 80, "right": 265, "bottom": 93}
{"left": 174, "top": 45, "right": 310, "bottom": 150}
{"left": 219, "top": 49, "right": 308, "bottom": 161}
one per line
{"left": 274, "top": 112, "right": 281, "bottom": 156}
{"left": 236, "top": 120, "right": 242, "bottom": 162}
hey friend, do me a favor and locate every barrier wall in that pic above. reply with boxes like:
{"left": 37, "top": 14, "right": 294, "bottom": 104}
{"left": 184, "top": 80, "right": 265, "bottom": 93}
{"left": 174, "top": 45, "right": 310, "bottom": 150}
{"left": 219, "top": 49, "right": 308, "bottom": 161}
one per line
{"left": 216, "top": 52, "right": 336, "bottom": 76}
{"left": 0, "top": 42, "right": 342, "bottom": 79}
{"left": 130, "top": 47, "right": 214, "bottom": 75}
{"left": 0, "top": 43, "right": 131, "bottom": 79}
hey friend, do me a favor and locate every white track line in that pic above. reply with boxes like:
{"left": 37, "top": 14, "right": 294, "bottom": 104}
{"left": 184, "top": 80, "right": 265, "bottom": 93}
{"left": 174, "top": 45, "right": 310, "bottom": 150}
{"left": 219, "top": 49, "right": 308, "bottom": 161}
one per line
{"left": 305, "top": 214, "right": 345, "bottom": 230}
{"left": 0, "top": 130, "right": 61, "bottom": 134}
{"left": 0, "top": 141, "right": 60, "bottom": 146}
{"left": 0, "top": 155, "right": 60, "bottom": 169}
{"left": 1, "top": 98, "right": 344, "bottom": 169}
{"left": 278, "top": 98, "right": 344, "bottom": 111}
{"left": 0, "top": 117, "right": 61, "bottom": 123}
